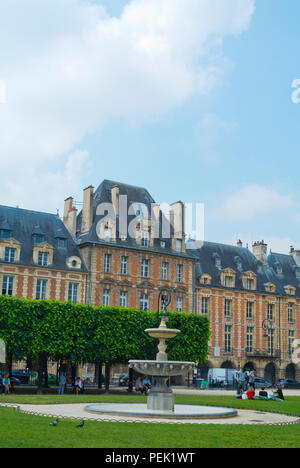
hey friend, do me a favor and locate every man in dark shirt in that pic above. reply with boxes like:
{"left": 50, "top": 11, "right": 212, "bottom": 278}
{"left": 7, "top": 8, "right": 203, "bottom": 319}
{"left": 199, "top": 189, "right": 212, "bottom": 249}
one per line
{"left": 259, "top": 387, "right": 268, "bottom": 398}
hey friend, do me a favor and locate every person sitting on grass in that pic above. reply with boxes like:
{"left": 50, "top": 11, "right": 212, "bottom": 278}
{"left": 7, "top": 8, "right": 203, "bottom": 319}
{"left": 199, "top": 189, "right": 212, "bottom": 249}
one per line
{"left": 259, "top": 387, "right": 269, "bottom": 398}
{"left": 245, "top": 386, "right": 255, "bottom": 400}
{"left": 274, "top": 385, "right": 284, "bottom": 401}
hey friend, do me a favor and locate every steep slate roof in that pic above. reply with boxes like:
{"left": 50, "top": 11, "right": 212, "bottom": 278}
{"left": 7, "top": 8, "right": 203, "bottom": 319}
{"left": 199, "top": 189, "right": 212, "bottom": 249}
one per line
{"left": 191, "top": 241, "right": 299, "bottom": 296}
{"left": 0, "top": 205, "right": 87, "bottom": 272}
{"left": 76, "top": 179, "right": 193, "bottom": 259}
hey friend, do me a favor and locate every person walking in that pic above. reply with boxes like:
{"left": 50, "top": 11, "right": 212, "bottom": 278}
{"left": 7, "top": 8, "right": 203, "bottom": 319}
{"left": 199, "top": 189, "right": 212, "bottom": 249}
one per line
{"left": 3, "top": 374, "right": 10, "bottom": 395}
{"left": 58, "top": 373, "right": 67, "bottom": 395}
{"left": 248, "top": 369, "right": 256, "bottom": 390}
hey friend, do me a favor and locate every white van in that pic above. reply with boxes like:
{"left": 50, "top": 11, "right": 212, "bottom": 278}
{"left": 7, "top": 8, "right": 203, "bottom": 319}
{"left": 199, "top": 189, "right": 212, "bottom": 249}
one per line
{"left": 207, "top": 368, "right": 238, "bottom": 386}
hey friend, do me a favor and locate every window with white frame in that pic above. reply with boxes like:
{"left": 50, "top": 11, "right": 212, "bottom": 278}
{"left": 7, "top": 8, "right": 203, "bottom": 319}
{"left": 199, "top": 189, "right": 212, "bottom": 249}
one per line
{"left": 246, "top": 278, "right": 254, "bottom": 290}
{"left": 289, "top": 330, "right": 295, "bottom": 355}
{"left": 162, "top": 262, "right": 168, "bottom": 281}
{"left": 36, "top": 279, "right": 47, "bottom": 300}
{"left": 176, "top": 297, "right": 183, "bottom": 312}
{"left": 268, "top": 329, "right": 274, "bottom": 355}
{"left": 224, "top": 326, "right": 232, "bottom": 353}
{"left": 288, "top": 303, "right": 294, "bottom": 322}
{"left": 177, "top": 264, "right": 183, "bottom": 283}
{"left": 104, "top": 254, "right": 111, "bottom": 273}
{"left": 121, "top": 256, "right": 128, "bottom": 275}
{"left": 120, "top": 291, "right": 128, "bottom": 308}
{"left": 141, "top": 230, "right": 149, "bottom": 247}
{"left": 224, "top": 299, "right": 232, "bottom": 317}
{"left": 4, "top": 247, "right": 16, "bottom": 263}
{"left": 2, "top": 276, "right": 14, "bottom": 296}
{"left": 246, "top": 327, "right": 253, "bottom": 352}
{"left": 224, "top": 276, "right": 232, "bottom": 288}
{"left": 201, "top": 297, "right": 209, "bottom": 315}
{"left": 267, "top": 303, "right": 274, "bottom": 321}
{"left": 103, "top": 289, "right": 110, "bottom": 306}
{"left": 38, "top": 251, "right": 49, "bottom": 266}
{"left": 140, "top": 293, "right": 149, "bottom": 311}
{"left": 68, "top": 283, "right": 78, "bottom": 303}
{"left": 141, "top": 259, "right": 149, "bottom": 278}
{"left": 246, "top": 302, "right": 253, "bottom": 319}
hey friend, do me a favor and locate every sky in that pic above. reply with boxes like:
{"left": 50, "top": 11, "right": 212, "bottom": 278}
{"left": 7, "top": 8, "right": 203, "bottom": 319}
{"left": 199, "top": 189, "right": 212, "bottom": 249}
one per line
{"left": 0, "top": 0, "right": 300, "bottom": 254}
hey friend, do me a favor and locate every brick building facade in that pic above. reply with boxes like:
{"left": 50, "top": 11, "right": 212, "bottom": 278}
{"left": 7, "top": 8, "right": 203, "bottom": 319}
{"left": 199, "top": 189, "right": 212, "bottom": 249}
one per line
{"left": 1, "top": 180, "right": 300, "bottom": 383}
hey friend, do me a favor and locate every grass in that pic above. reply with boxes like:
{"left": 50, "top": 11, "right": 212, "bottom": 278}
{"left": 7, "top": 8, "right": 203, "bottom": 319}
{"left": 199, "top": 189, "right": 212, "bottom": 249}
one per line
{"left": 1, "top": 394, "right": 300, "bottom": 448}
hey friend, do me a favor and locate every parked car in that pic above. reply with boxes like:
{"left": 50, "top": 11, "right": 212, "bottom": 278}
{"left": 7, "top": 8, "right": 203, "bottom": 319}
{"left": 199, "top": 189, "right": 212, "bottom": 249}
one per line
{"left": 10, "top": 369, "right": 32, "bottom": 385}
{"left": 119, "top": 375, "right": 129, "bottom": 386}
{"left": 276, "top": 379, "right": 300, "bottom": 389}
{"left": 253, "top": 377, "right": 272, "bottom": 389}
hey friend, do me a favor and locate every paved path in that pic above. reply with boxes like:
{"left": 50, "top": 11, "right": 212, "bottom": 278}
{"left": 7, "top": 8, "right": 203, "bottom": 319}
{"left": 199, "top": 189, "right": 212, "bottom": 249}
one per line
{"left": 2, "top": 403, "right": 299, "bottom": 426}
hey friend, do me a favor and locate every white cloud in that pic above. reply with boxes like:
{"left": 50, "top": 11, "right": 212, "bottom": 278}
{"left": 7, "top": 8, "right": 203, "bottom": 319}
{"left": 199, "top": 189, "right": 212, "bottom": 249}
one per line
{"left": 216, "top": 184, "right": 293, "bottom": 221}
{"left": 0, "top": 0, "right": 255, "bottom": 209}
{"left": 3, "top": 150, "right": 89, "bottom": 213}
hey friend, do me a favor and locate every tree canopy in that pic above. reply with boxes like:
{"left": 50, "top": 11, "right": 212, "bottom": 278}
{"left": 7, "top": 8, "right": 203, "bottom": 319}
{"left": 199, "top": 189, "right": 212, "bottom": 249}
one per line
{"left": 0, "top": 296, "right": 210, "bottom": 366}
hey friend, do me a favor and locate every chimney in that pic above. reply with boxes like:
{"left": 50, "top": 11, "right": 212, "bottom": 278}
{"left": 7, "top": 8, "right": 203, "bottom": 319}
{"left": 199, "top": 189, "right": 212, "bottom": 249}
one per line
{"left": 170, "top": 201, "right": 185, "bottom": 253}
{"left": 63, "top": 197, "right": 73, "bottom": 225}
{"left": 63, "top": 197, "right": 77, "bottom": 238}
{"left": 252, "top": 241, "right": 268, "bottom": 265}
{"left": 111, "top": 185, "right": 120, "bottom": 216}
{"left": 237, "top": 239, "right": 243, "bottom": 248}
{"left": 81, "top": 185, "right": 94, "bottom": 234}
{"left": 290, "top": 247, "right": 300, "bottom": 267}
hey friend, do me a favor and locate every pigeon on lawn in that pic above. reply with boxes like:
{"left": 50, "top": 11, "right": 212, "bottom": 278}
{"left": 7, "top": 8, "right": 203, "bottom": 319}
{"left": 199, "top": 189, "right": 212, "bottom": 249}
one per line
{"left": 49, "top": 419, "right": 59, "bottom": 427}
{"left": 76, "top": 420, "right": 85, "bottom": 428}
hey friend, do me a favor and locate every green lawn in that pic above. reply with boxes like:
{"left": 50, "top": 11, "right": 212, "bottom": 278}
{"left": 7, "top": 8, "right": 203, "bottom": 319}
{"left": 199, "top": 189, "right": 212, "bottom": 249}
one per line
{"left": 1, "top": 394, "right": 300, "bottom": 448}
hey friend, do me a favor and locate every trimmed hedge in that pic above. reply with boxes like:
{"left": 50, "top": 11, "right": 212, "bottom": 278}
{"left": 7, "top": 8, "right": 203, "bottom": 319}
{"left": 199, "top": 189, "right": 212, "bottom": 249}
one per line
{"left": 0, "top": 296, "right": 210, "bottom": 366}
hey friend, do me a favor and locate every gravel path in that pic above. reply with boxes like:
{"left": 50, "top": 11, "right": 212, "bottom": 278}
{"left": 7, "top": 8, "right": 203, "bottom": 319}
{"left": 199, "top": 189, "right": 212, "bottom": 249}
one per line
{"left": 2, "top": 403, "right": 299, "bottom": 426}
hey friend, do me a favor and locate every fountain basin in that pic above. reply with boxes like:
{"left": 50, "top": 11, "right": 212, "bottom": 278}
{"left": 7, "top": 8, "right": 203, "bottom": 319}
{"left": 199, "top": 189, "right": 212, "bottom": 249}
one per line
{"left": 85, "top": 403, "right": 238, "bottom": 420}
{"left": 129, "top": 360, "right": 195, "bottom": 377}
{"left": 145, "top": 327, "right": 180, "bottom": 340}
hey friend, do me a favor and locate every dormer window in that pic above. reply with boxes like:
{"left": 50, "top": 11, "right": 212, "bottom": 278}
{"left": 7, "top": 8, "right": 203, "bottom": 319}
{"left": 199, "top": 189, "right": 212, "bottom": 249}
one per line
{"left": 265, "top": 283, "right": 276, "bottom": 293}
{"left": 242, "top": 272, "right": 257, "bottom": 291}
{"left": 4, "top": 247, "right": 16, "bottom": 263}
{"left": 38, "top": 251, "right": 49, "bottom": 266}
{"left": 57, "top": 238, "right": 67, "bottom": 248}
{"left": 200, "top": 274, "right": 212, "bottom": 285}
{"left": 285, "top": 285, "right": 296, "bottom": 296}
{"left": 141, "top": 230, "right": 149, "bottom": 248}
{"left": 213, "top": 253, "right": 221, "bottom": 269}
{"left": 33, "top": 234, "right": 45, "bottom": 244}
{"left": 234, "top": 256, "right": 243, "bottom": 271}
{"left": 225, "top": 276, "right": 233, "bottom": 288}
{"left": 0, "top": 229, "right": 12, "bottom": 239}
{"left": 274, "top": 262, "right": 282, "bottom": 275}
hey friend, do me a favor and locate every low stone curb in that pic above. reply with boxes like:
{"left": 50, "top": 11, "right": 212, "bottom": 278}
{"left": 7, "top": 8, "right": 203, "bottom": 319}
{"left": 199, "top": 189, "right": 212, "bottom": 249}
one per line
{"left": 1, "top": 403, "right": 300, "bottom": 426}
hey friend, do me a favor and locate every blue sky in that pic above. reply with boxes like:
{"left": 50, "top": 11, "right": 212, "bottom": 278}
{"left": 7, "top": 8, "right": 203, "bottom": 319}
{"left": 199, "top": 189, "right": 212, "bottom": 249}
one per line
{"left": 1, "top": 0, "right": 300, "bottom": 253}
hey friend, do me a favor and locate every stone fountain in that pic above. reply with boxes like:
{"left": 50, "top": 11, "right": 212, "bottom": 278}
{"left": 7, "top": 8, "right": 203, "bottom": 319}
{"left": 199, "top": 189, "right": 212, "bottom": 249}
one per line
{"left": 85, "top": 293, "right": 238, "bottom": 420}
{"left": 128, "top": 310, "right": 194, "bottom": 413}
